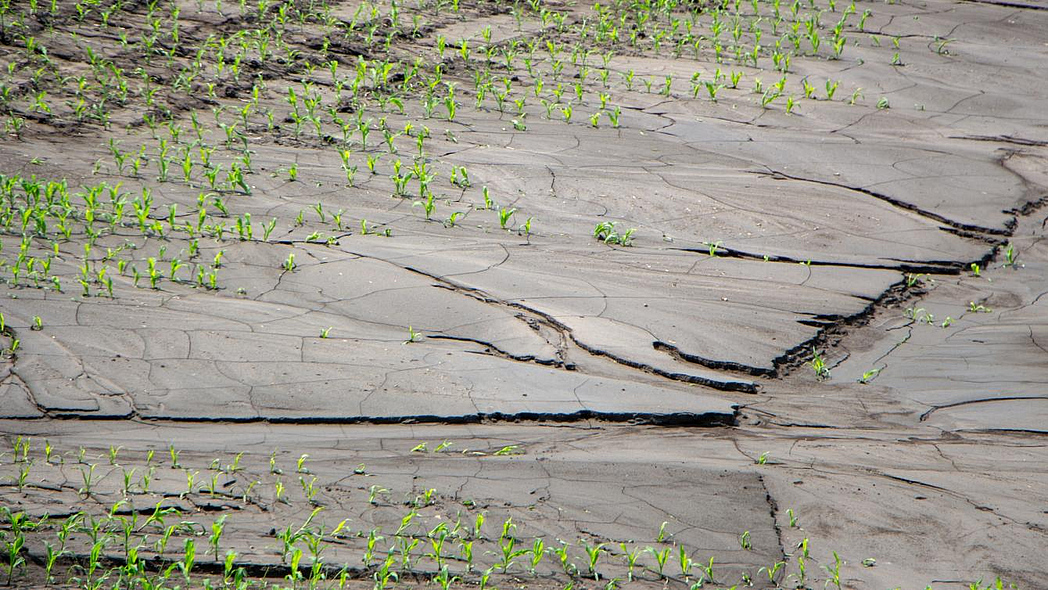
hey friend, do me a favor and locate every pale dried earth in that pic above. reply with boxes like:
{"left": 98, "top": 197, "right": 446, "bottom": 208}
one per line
{"left": 0, "top": 0, "right": 1046, "bottom": 588}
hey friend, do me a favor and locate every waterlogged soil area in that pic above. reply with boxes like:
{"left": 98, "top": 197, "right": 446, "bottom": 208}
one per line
{"left": 0, "top": 0, "right": 1046, "bottom": 588}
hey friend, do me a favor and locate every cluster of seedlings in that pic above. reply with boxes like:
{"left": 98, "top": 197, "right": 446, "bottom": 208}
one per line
{"left": 0, "top": 0, "right": 918, "bottom": 260}
{"left": 0, "top": 0, "right": 942, "bottom": 382}
{"left": 0, "top": 438, "right": 1022, "bottom": 590}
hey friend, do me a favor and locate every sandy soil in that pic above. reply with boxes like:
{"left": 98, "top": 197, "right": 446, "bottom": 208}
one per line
{"left": 0, "top": 0, "right": 1045, "bottom": 588}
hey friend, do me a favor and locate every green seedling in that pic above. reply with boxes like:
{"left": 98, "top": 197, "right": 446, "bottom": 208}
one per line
{"left": 858, "top": 367, "right": 882, "bottom": 384}
{"left": 593, "top": 221, "right": 635, "bottom": 246}
{"left": 210, "top": 515, "right": 228, "bottom": 557}
{"left": 582, "top": 541, "right": 605, "bottom": 580}
{"left": 405, "top": 326, "right": 422, "bottom": 343}
{"left": 969, "top": 301, "right": 991, "bottom": 313}
{"left": 620, "top": 543, "right": 642, "bottom": 580}
{"left": 1003, "top": 243, "right": 1019, "bottom": 267}
{"left": 758, "top": 561, "right": 785, "bottom": 584}
{"left": 646, "top": 546, "right": 671, "bottom": 578}
{"left": 678, "top": 545, "right": 694, "bottom": 579}
{"left": 78, "top": 464, "right": 96, "bottom": 497}
{"left": 656, "top": 521, "right": 669, "bottom": 543}
{"left": 498, "top": 207, "right": 516, "bottom": 229}
{"left": 493, "top": 445, "right": 521, "bottom": 456}
{"left": 518, "top": 217, "right": 534, "bottom": 237}
{"left": 823, "top": 551, "right": 844, "bottom": 590}
{"left": 480, "top": 187, "right": 495, "bottom": 210}
{"left": 178, "top": 538, "right": 196, "bottom": 584}
{"left": 4, "top": 528, "right": 25, "bottom": 585}
{"left": 809, "top": 347, "right": 830, "bottom": 380}
{"left": 414, "top": 193, "right": 437, "bottom": 219}
{"left": 368, "top": 485, "right": 388, "bottom": 505}
{"left": 528, "top": 538, "right": 544, "bottom": 573}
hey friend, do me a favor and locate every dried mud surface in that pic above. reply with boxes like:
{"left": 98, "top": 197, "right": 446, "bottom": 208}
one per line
{"left": 0, "top": 0, "right": 1046, "bottom": 588}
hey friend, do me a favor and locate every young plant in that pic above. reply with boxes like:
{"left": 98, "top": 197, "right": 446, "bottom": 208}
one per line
{"left": 498, "top": 207, "right": 516, "bottom": 229}
{"left": 823, "top": 551, "right": 844, "bottom": 590}
{"left": 620, "top": 543, "right": 641, "bottom": 581}
{"left": 646, "top": 546, "right": 671, "bottom": 578}
{"left": 857, "top": 368, "right": 882, "bottom": 384}
{"left": 414, "top": 193, "right": 437, "bottom": 220}
{"left": 582, "top": 541, "right": 605, "bottom": 580}
{"left": 593, "top": 221, "right": 635, "bottom": 246}
{"left": 1003, "top": 243, "right": 1019, "bottom": 268}
{"left": 809, "top": 347, "right": 830, "bottom": 380}
{"left": 739, "top": 530, "right": 752, "bottom": 550}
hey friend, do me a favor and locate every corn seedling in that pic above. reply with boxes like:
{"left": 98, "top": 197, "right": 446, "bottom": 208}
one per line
{"left": 78, "top": 464, "right": 96, "bottom": 497}
{"left": 414, "top": 193, "right": 437, "bottom": 219}
{"left": 655, "top": 521, "right": 669, "bottom": 543}
{"left": 582, "top": 541, "right": 605, "bottom": 580}
{"left": 620, "top": 544, "right": 641, "bottom": 581}
{"left": 209, "top": 514, "right": 228, "bottom": 557}
{"left": 678, "top": 545, "right": 694, "bottom": 579}
{"left": 646, "top": 546, "right": 670, "bottom": 578}
{"left": 809, "top": 347, "right": 830, "bottom": 380}
{"left": 405, "top": 326, "right": 422, "bottom": 343}
{"left": 857, "top": 367, "right": 882, "bottom": 384}
{"left": 823, "top": 551, "right": 843, "bottom": 590}
{"left": 1003, "top": 243, "right": 1019, "bottom": 267}
{"left": 758, "top": 560, "right": 785, "bottom": 584}
{"left": 593, "top": 221, "right": 635, "bottom": 246}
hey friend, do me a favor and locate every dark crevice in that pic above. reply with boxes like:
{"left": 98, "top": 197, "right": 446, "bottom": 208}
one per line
{"left": 23, "top": 409, "right": 738, "bottom": 427}
{"left": 758, "top": 474, "right": 789, "bottom": 571}
{"left": 758, "top": 169, "right": 1013, "bottom": 237}
{"left": 570, "top": 338, "right": 759, "bottom": 392}
{"left": 775, "top": 279, "right": 922, "bottom": 377}
{"left": 951, "top": 134, "right": 1048, "bottom": 147}
{"left": 671, "top": 246, "right": 967, "bottom": 274}
{"left": 652, "top": 341, "right": 771, "bottom": 380}
{"left": 426, "top": 334, "right": 563, "bottom": 367}
{"left": 919, "top": 396, "right": 1048, "bottom": 422}
{"left": 395, "top": 261, "right": 758, "bottom": 392}
{"left": 961, "top": 0, "right": 1048, "bottom": 10}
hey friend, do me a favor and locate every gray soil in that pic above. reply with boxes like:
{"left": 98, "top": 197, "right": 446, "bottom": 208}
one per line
{"left": 0, "top": 0, "right": 1045, "bottom": 588}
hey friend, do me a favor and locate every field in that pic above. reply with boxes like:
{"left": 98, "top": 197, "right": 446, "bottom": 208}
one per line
{"left": 0, "top": 0, "right": 1046, "bottom": 588}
